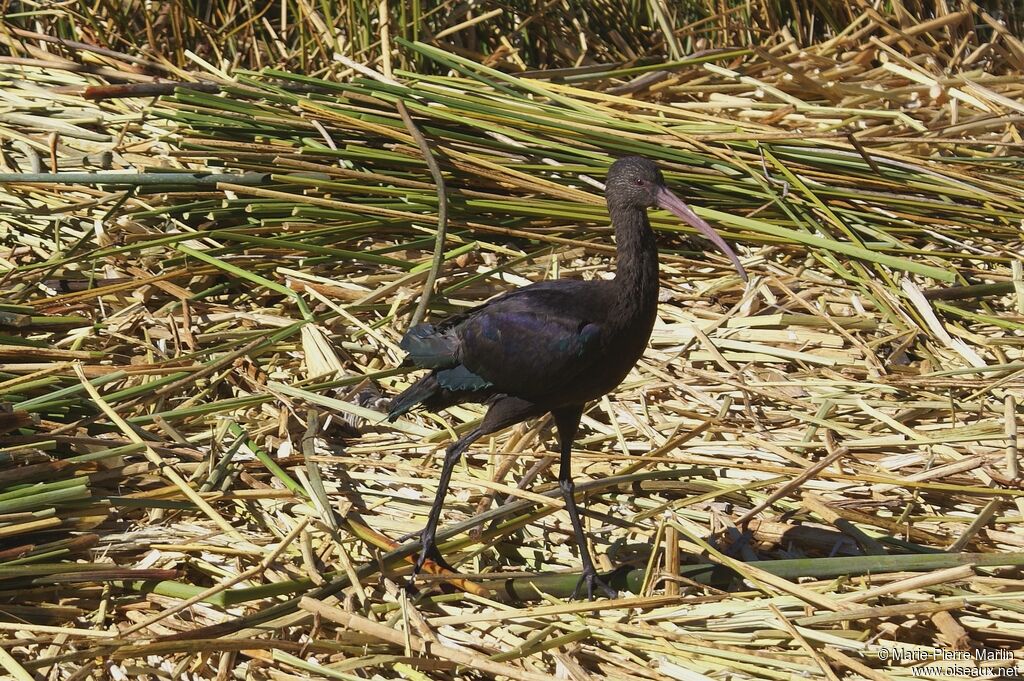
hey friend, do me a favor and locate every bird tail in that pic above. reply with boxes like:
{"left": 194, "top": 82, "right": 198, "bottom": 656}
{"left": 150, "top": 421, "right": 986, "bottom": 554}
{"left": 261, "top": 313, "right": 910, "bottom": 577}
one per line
{"left": 386, "top": 373, "right": 440, "bottom": 422}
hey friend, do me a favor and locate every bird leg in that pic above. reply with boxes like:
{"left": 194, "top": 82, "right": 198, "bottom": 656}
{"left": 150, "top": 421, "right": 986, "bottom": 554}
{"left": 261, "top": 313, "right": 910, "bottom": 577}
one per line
{"left": 408, "top": 397, "right": 542, "bottom": 592}
{"left": 411, "top": 427, "right": 482, "bottom": 584}
{"left": 553, "top": 407, "right": 617, "bottom": 600}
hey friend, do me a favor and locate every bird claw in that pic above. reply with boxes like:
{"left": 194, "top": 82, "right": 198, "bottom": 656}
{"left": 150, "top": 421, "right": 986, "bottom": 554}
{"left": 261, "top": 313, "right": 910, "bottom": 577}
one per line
{"left": 402, "top": 577, "right": 421, "bottom": 596}
{"left": 570, "top": 568, "right": 618, "bottom": 601}
{"left": 405, "top": 533, "right": 457, "bottom": 593}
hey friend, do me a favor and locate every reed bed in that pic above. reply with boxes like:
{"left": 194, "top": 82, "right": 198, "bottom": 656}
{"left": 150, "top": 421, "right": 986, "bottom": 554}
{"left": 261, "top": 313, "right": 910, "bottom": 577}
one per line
{"left": 0, "top": 3, "right": 1023, "bottom": 679}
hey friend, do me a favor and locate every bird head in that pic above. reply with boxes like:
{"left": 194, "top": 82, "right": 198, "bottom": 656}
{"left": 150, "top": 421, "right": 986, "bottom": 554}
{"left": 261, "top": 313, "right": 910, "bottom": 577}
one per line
{"left": 606, "top": 156, "right": 748, "bottom": 281}
{"left": 606, "top": 156, "right": 666, "bottom": 209}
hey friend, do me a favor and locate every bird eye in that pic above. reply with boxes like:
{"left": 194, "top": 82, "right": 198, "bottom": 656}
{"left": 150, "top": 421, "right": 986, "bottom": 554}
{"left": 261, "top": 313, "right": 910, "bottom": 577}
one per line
{"left": 633, "top": 178, "right": 644, "bottom": 186}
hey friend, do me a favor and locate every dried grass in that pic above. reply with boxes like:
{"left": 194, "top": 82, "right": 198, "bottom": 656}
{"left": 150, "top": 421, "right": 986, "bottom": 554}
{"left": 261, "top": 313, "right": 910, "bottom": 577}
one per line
{"left": 0, "top": 2, "right": 1023, "bottom": 679}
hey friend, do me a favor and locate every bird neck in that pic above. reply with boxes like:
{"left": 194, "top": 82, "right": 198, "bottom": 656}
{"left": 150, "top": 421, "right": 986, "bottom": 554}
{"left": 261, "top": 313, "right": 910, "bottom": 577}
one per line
{"left": 609, "top": 204, "right": 659, "bottom": 318}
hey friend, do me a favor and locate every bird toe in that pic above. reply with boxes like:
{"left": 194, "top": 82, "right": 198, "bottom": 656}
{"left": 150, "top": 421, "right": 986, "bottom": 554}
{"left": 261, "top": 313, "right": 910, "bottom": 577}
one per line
{"left": 571, "top": 570, "right": 617, "bottom": 601}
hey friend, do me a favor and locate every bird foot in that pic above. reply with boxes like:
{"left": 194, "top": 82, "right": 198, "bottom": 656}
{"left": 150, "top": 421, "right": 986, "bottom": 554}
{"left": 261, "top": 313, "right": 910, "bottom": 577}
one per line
{"left": 405, "top": 533, "right": 457, "bottom": 593}
{"left": 570, "top": 568, "right": 618, "bottom": 601}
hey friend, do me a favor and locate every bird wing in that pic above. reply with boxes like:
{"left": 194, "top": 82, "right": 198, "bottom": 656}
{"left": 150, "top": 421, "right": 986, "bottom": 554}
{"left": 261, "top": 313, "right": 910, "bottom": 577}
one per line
{"left": 457, "top": 311, "right": 601, "bottom": 398}
{"left": 453, "top": 284, "right": 606, "bottom": 399}
{"left": 398, "top": 323, "right": 460, "bottom": 369}
{"left": 399, "top": 280, "right": 608, "bottom": 399}
{"left": 398, "top": 282, "right": 582, "bottom": 369}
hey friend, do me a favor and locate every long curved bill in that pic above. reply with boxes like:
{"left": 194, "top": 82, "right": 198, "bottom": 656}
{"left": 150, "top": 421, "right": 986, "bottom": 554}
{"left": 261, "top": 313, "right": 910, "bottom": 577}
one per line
{"left": 656, "top": 186, "right": 748, "bottom": 282}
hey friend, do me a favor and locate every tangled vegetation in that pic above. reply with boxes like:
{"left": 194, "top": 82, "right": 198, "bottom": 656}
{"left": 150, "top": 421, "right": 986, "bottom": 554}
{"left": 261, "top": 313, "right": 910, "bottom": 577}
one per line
{"left": 1, "top": 2, "right": 1023, "bottom": 679}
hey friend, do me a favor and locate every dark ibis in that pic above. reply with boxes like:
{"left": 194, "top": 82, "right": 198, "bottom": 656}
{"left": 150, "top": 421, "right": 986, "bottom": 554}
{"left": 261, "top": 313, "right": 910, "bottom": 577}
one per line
{"left": 388, "top": 156, "right": 747, "bottom": 598}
